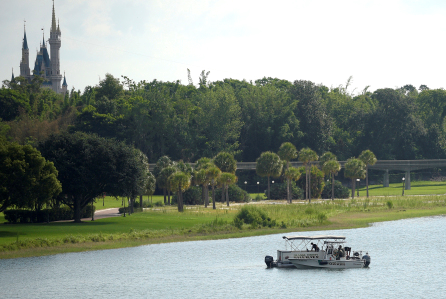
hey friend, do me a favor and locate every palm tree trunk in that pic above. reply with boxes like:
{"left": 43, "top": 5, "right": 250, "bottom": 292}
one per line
{"left": 140, "top": 195, "right": 143, "bottom": 208}
{"left": 177, "top": 189, "right": 182, "bottom": 212}
{"left": 309, "top": 165, "right": 312, "bottom": 203}
{"left": 366, "top": 165, "right": 369, "bottom": 198}
{"left": 201, "top": 185, "right": 206, "bottom": 206}
{"left": 212, "top": 182, "right": 216, "bottom": 210}
{"left": 168, "top": 190, "right": 171, "bottom": 205}
{"left": 287, "top": 178, "right": 290, "bottom": 203}
{"left": 352, "top": 178, "right": 355, "bottom": 199}
{"left": 226, "top": 185, "right": 229, "bottom": 207}
{"left": 331, "top": 173, "right": 335, "bottom": 201}
{"left": 305, "top": 168, "right": 309, "bottom": 200}
{"left": 267, "top": 176, "right": 271, "bottom": 200}
{"left": 205, "top": 186, "right": 209, "bottom": 208}
{"left": 163, "top": 188, "right": 166, "bottom": 204}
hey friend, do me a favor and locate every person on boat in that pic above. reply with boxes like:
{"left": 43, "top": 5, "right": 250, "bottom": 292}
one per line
{"left": 311, "top": 242, "right": 319, "bottom": 252}
{"left": 338, "top": 245, "right": 345, "bottom": 258}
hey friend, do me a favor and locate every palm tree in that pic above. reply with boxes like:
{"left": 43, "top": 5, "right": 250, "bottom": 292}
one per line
{"left": 218, "top": 172, "right": 237, "bottom": 206}
{"left": 206, "top": 166, "right": 221, "bottom": 209}
{"left": 153, "top": 156, "right": 174, "bottom": 204}
{"left": 344, "top": 158, "right": 366, "bottom": 199}
{"left": 168, "top": 171, "right": 191, "bottom": 212}
{"left": 278, "top": 142, "right": 298, "bottom": 203}
{"left": 193, "top": 169, "right": 208, "bottom": 206}
{"left": 158, "top": 166, "right": 177, "bottom": 205}
{"left": 283, "top": 167, "right": 302, "bottom": 203}
{"left": 298, "top": 148, "right": 318, "bottom": 203}
{"left": 195, "top": 157, "right": 213, "bottom": 207}
{"left": 213, "top": 152, "right": 237, "bottom": 206}
{"left": 359, "top": 150, "right": 377, "bottom": 198}
{"left": 256, "top": 151, "right": 283, "bottom": 200}
{"left": 322, "top": 160, "right": 341, "bottom": 201}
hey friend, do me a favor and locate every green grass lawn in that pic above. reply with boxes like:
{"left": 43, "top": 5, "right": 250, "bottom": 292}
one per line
{"left": 356, "top": 180, "right": 446, "bottom": 197}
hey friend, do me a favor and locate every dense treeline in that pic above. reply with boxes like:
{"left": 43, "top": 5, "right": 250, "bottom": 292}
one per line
{"left": 2, "top": 74, "right": 446, "bottom": 162}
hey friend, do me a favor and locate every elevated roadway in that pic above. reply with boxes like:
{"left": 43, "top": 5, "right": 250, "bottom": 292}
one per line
{"left": 149, "top": 159, "right": 446, "bottom": 190}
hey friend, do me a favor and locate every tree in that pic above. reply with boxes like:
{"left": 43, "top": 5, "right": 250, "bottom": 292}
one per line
{"left": 256, "top": 151, "right": 282, "bottom": 200}
{"left": 213, "top": 152, "right": 237, "bottom": 206}
{"left": 218, "top": 172, "right": 237, "bottom": 206}
{"left": 283, "top": 167, "right": 302, "bottom": 203}
{"left": 145, "top": 171, "right": 156, "bottom": 204}
{"left": 322, "top": 159, "right": 341, "bottom": 200}
{"left": 194, "top": 157, "right": 213, "bottom": 207}
{"left": 39, "top": 132, "right": 146, "bottom": 222}
{"left": 158, "top": 166, "right": 177, "bottom": 205}
{"left": 0, "top": 142, "right": 61, "bottom": 212}
{"left": 206, "top": 166, "right": 221, "bottom": 209}
{"left": 154, "top": 156, "right": 174, "bottom": 204}
{"left": 168, "top": 171, "right": 191, "bottom": 212}
{"left": 358, "top": 150, "right": 377, "bottom": 198}
{"left": 344, "top": 158, "right": 366, "bottom": 199}
{"left": 298, "top": 148, "right": 318, "bottom": 203}
{"left": 278, "top": 142, "right": 298, "bottom": 203}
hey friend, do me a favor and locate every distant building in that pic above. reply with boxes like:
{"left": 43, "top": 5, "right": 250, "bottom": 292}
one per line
{"left": 16, "top": 1, "right": 67, "bottom": 94}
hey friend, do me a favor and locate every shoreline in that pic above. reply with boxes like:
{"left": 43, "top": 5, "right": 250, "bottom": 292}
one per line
{"left": 1, "top": 204, "right": 445, "bottom": 260}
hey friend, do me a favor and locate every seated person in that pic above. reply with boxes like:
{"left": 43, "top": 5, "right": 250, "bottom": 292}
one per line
{"left": 338, "top": 245, "right": 345, "bottom": 258}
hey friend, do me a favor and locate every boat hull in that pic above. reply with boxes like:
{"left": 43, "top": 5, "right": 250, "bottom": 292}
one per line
{"left": 288, "top": 258, "right": 366, "bottom": 269}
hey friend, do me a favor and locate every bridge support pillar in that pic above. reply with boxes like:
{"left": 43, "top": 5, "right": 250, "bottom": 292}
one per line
{"left": 405, "top": 171, "right": 411, "bottom": 190}
{"left": 383, "top": 170, "right": 389, "bottom": 187}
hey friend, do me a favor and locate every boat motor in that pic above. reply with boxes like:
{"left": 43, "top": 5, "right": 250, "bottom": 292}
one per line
{"left": 265, "top": 255, "right": 274, "bottom": 268}
{"left": 362, "top": 253, "right": 371, "bottom": 267}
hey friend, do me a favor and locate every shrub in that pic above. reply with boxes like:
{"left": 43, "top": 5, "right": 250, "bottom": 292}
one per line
{"left": 233, "top": 206, "right": 276, "bottom": 228}
{"left": 214, "top": 184, "right": 251, "bottom": 203}
{"left": 267, "top": 181, "right": 303, "bottom": 200}
{"left": 321, "top": 180, "right": 350, "bottom": 199}
{"left": 4, "top": 206, "right": 95, "bottom": 223}
{"left": 253, "top": 194, "right": 264, "bottom": 201}
{"left": 296, "top": 166, "right": 325, "bottom": 199}
{"left": 171, "top": 186, "right": 202, "bottom": 205}
{"left": 386, "top": 200, "right": 394, "bottom": 209}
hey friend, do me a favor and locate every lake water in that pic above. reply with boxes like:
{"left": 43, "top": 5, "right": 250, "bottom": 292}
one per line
{"left": 1, "top": 216, "right": 446, "bottom": 298}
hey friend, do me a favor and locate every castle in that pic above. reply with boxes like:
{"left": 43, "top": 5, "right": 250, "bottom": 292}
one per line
{"left": 13, "top": 1, "right": 68, "bottom": 94}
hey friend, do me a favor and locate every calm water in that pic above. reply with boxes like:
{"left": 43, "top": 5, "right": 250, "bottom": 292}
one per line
{"left": 1, "top": 216, "right": 446, "bottom": 299}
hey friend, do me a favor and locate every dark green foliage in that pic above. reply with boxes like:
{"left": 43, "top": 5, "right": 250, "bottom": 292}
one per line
{"left": 296, "top": 166, "right": 325, "bottom": 199}
{"left": 4, "top": 205, "right": 94, "bottom": 223}
{"left": 171, "top": 186, "right": 202, "bottom": 205}
{"left": 268, "top": 181, "right": 303, "bottom": 200}
{"left": 39, "top": 132, "right": 146, "bottom": 222}
{"left": 214, "top": 184, "right": 251, "bottom": 203}
{"left": 321, "top": 180, "right": 350, "bottom": 199}
{"left": 233, "top": 206, "right": 276, "bottom": 228}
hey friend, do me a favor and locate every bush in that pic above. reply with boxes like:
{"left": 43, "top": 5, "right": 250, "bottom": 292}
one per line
{"left": 321, "top": 180, "right": 350, "bottom": 199}
{"left": 253, "top": 194, "right": 264, "bottom": 201}
{"left": 214, "top": 184, "right": 251, "bottom": 203}
{"left": 233, "top": 206, "right": 276, "bottom": 228}
{"left": 4, "top": 205, "right": 95, "bottom": 223}
{"left": 296, "top": 166, "right": 325, "bottom": 199}
{"left": 267, "top": 181, "right": 303, "bottom": 200}
{"left": 386, "top": 200, "right": 394, "bottom": 209}
{"left": 171, "top": 186, "right": 203, "bottom": 205}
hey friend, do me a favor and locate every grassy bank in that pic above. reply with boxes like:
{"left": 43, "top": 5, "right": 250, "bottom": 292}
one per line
{"left": 1, "top": 194, "right": 446, "bottom": 259}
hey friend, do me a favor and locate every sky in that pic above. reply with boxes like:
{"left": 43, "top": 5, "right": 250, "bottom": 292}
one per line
{"left": 1, "top": 0, "right": 446, "bottom": 93}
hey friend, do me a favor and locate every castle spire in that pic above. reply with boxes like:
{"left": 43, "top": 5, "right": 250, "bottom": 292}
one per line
{"left": 62, "top": 72, "right": 67, "bottom": 86}
{"left": 11, "top": 68, "right": 15, "bottom": 82}
{"left": 42, "top": 30, "right": 45, "bottom": 47}
{"left": 23, "top": 22, "right": 28, "bottom": 50}
{"left": 51, "top": 0, "right": 57, "bottom": 32}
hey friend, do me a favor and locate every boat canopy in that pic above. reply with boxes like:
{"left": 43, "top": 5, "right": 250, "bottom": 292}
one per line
{"left": 283, "top": 235, "right": 345, "bottom": 241}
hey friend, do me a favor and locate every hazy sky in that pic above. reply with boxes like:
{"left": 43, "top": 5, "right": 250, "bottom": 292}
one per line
{"left": 1, "top": 0, "right": 446, "bottom": 93}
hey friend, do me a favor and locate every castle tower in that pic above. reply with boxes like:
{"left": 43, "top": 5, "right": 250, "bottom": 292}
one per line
{"left": 61, "top": 72, "right": 68, "bottom": 94}
{"left": 48, "top": 0, "right": 62, "bottom": 93}
{"left": 19, "top": 23, "right": 31, "bottom": 79}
